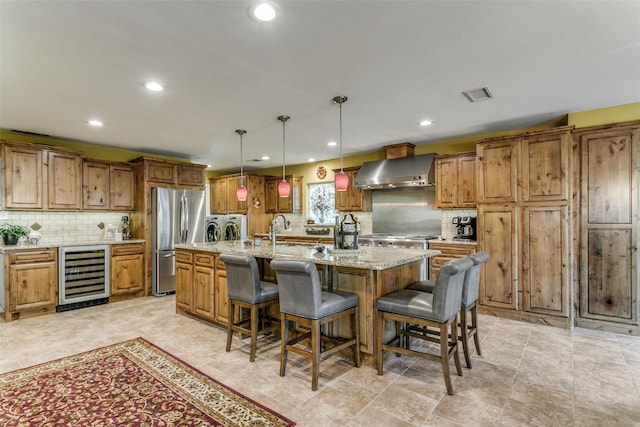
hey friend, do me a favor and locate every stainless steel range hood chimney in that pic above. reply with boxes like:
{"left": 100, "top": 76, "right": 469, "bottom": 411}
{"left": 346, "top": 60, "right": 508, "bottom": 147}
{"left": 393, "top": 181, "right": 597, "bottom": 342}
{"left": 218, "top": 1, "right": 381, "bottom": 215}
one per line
{"left": 354, "top": 153, "right": 436, "bottom": 189}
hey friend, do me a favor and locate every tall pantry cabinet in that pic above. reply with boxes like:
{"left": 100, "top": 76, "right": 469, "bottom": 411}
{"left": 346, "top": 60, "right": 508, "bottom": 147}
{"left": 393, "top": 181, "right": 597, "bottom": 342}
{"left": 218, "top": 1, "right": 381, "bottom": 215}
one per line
{"left": 476, "top": 127, "right": 573, "bottom": 327}
{"left": 573, "top": 121, "right": 639, "bottom": 333}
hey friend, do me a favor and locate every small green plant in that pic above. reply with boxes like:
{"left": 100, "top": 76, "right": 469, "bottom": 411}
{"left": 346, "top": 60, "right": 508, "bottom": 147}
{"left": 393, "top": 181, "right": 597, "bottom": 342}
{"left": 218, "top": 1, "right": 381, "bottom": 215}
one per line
{"left": 0, "top": 224, "right": 30, "bottom": 244}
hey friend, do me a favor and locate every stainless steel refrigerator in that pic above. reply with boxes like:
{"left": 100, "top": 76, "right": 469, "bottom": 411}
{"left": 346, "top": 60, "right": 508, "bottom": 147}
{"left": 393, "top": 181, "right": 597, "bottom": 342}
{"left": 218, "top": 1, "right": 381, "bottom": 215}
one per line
{"left": 152, "top": 187, "right": 206, "bottom": 296}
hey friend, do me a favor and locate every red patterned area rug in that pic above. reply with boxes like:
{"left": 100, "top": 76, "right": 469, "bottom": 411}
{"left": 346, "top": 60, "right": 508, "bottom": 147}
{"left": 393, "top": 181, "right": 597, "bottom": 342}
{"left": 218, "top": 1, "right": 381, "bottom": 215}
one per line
{"left": 0, "top": 337, "right": 295, "bottom": 426}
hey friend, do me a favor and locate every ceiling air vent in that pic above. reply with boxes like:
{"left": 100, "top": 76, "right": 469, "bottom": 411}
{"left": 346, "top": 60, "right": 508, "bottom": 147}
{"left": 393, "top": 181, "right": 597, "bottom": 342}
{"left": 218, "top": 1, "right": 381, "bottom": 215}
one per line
{"left": 462, "top": 87, "right": 493, "bottom": 102}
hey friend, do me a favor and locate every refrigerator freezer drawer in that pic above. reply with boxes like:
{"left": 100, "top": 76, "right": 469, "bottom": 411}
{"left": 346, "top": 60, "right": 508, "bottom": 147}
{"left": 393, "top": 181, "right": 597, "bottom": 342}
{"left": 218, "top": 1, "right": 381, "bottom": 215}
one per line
{"left": 154, "top": 249, "right": 176, "bottom": 296}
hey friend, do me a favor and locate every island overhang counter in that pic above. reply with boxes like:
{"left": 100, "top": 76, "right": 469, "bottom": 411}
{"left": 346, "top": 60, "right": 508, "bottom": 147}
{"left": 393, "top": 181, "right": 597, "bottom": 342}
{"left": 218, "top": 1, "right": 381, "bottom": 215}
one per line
{"left": 174, "top": 242, "right": 440, "bottom": 366}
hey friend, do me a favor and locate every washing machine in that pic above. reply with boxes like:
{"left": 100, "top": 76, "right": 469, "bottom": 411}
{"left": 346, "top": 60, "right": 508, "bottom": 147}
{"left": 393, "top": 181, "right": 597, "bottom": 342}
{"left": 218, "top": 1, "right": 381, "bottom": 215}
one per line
{"left": 222, "top": 214, "right": 248, "bottom": 241}
{"left": 205, "top": 215, "right": 222, "bottom": 243}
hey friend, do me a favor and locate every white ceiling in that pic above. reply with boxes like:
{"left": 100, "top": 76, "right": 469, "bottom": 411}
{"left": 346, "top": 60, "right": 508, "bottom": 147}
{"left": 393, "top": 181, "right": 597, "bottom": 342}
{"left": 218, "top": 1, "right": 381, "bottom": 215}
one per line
{"left": 1, "top": 1, "right": 639, "bottom": 173}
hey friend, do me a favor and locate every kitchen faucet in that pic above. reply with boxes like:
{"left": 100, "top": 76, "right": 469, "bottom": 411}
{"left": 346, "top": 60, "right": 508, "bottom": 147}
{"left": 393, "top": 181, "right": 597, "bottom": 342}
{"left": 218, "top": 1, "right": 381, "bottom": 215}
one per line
{"left": 269, "top": 214, "right": 290, "bottom": 250}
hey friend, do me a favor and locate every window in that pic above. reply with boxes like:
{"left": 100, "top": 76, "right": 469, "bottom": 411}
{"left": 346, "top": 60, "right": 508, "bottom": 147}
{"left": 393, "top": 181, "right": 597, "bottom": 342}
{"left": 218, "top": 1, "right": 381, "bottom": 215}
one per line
{"left": 307, "top": 183, "right": 336, "bottom": 224}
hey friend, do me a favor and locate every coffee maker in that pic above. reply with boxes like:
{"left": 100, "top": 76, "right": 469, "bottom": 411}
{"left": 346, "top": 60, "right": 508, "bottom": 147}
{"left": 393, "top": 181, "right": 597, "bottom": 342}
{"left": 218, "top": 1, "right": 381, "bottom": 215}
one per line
{"left": 452, "top": 216, "right": 477, "bottom": 240}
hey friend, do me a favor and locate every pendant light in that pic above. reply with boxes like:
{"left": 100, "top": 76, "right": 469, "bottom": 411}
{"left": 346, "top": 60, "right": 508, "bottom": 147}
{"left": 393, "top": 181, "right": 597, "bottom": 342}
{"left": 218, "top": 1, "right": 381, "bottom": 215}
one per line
{"left": 235, "top": 129, "right": 248, "bottom": 202}
{"left": 332, "top": 95, "right": 349, "bottom": 191}
{"left": 277, "top": 115, "right": 291, "bottom": 198}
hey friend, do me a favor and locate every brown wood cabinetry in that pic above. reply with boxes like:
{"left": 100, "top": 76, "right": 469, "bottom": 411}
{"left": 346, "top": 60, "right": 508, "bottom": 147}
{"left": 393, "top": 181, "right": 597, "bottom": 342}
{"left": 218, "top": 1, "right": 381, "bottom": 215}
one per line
{"left": 1, "top": 141, "right": 82, "bottom": 210}
{"left": 574, "top": 121, "right": 639, "bottom": 331}
{"left": 209, "top": 174, "right": 265, "bottom": 215}
{"left": 83, "top": 160, "right": 135, "bottom": 211}
{"left": 435, "top": 152, "right": 476, "bottom": 209}
{"left": 476, "top": 127, "right": 573, "bottom": 327}
{"left": 110, "top": 243, "right": 144, "bottom": 301}
{"left": 175, "top": 249, "right": 220, "bottom": 323}
{"left": 3, "top": 248, "right": 57, "bottom": 322}
{"left": 427, "top": 242, "right": 477, "bottom": 281}
{"left": 214, "top": 256, "right": 229, "bottom": 324}
{"left": 265, "top": 175, "right": 302, "bottom": 213}
{"left": 139, "top": 158, "right": 206, "bottom": 187}
{"left": 333, "top": 166, "right": 371, "bottom": 212}
{"left": 209, "top": 177, "right": 229, "bottom": 214}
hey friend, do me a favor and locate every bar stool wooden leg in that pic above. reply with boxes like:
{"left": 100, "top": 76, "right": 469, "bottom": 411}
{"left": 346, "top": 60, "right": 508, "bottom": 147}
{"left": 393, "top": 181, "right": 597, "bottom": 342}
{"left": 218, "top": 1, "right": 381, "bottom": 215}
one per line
{"left": 226, "top": 299, "right": 234, "bottom": 352}
{"left": 460, "top": 307, "right": 472, "bottom": 368}
{"left": 311, "top": 319, "right": 321, "bottom": 391}
{"left": 471, "top": 302, "right": 481, "bottom": 356}
{"left": 451, "top": 316, "right": 462, "bottom": 377}
{"left": 353, "top": 307, "right": 361, "bottom": 367}
{"left": 439, "top": 322, "right": 453, "bottom": 395}
{"left": 280, "top": 313, "right": 288, "bottom": 377}
{"left": 249, "top": 304, "right": 259, "bottom": 362}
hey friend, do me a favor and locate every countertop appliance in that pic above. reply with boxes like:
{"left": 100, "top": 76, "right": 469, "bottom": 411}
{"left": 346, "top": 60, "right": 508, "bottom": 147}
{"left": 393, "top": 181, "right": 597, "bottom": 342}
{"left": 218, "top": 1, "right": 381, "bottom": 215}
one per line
{"left": 221, "top": 214, "right": 248, "bottom": 241}
{"left": 57, "top": 245, "right": 109, "bottom": 311}
{"left": 453, "top": 216, "right": 477, "bottom": 241}
{"left": 152, "top": 188, "right": 206, "bottom": 296}
{"left": 205, "top": 215, "right": 222, "bottom": 243}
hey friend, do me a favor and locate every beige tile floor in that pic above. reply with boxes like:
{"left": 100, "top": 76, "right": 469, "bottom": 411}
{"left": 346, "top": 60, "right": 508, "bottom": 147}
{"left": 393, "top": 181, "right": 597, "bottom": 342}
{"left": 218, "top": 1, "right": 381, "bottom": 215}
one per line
{"left": 1, "top": 295, "right": 640, "bottom": 426}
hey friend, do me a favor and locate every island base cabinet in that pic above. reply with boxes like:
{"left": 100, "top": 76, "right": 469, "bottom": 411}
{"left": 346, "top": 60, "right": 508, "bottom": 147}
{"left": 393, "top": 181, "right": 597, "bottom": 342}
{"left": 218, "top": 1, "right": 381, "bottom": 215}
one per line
{"left": 175, "top": 251, "right": 194, "bottom": 313}
{"left": 4, "top": 249, "right": 57, "bottom": 322}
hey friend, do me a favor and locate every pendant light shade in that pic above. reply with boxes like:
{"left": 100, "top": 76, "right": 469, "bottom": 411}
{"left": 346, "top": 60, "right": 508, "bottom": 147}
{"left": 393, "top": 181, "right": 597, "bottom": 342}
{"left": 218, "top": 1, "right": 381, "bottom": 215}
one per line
{"left": 277, "top": 115, "right": 290, "bottom": 198}
{"left": 332, "top": 95, "right": 349, "bottom": 191}
{"left": 235, "top": 129, "right": 248, "bottom": 202}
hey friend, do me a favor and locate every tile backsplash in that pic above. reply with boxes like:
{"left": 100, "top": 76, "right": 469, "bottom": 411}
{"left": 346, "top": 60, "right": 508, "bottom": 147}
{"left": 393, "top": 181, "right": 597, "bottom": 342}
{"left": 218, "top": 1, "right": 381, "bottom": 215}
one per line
{"left": 1, "top": 211, "right": 130, "bottom": 244}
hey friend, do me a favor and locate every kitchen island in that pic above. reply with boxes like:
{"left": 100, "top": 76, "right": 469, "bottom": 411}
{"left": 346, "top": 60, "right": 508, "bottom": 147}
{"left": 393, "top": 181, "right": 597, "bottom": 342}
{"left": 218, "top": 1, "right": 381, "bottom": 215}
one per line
{"left": 174, "top": 242, "right": 440, "bottom": 366}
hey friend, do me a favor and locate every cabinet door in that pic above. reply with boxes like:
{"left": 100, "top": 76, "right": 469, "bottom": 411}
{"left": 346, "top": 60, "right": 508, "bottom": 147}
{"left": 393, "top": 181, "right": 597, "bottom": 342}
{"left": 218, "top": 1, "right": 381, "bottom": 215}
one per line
{"left": 521, "top": 205, "right": 569, "bottom": 317}
{"left": 146, "top": 161, "right": 177, "bottom": 184}
{"left": 264, "top": 178, "right": 278, "bottom": 213}
{"left": 579, "top": 125, "right": 638, "bottom": 324}
{"left": 457, "top": 155, "right": 476, "bottom": 208}
{"left": 214, "top": 266, "right": 229, "bottom": 324}
{"left": 83, "top": 161, "right": 110, "bottom": 210}
{"left": 193, "top": 265, "right": 214, "bottom": 319}
{"left": 178, "top": 164, "right": 205, "bottom": 186}
{"left": 209, "top": 178, "right": 228, "bottom": 214}
{"left": 428, "top": 243, "right": 477, "bottom": 280}
{"left": 175, "top": 261, "right": 193, "bottom": 312}
{"left": 48, "top": 151, "right": 82, "bottom": 209}
{"left": 9, "top": 261, "right": 57, "bottom": 312}
{"left": 521, "top": 132, "right": 570, "bottom": 202}
{"left": 110, "top": 164, "right": 135, "bottom": 211}
{"left": 226, "top": 176, "right": 248, "bottom": 214}
{"left": 477, "top": 204, "right": 518, "bottom": 310}
{"left": 435, "top": 157, "right": 457, "bottom": 208}
{"left": 110, "top": 253, "right": 144, "bottom": 296}
{"left": 4, "top": 145, "right": 43, "bottom": 209}
{"left": 334, "top": 267, "right": 371, "bottom": 354}
{"left": 476, "top": 139, "right": 518, "bottom": 203}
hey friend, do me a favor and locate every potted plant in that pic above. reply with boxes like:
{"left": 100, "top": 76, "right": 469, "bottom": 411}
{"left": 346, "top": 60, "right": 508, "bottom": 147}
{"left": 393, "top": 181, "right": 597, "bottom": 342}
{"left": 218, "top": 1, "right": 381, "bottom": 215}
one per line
{"left": 0, "top": 224, "right": 30, "bottom": 245}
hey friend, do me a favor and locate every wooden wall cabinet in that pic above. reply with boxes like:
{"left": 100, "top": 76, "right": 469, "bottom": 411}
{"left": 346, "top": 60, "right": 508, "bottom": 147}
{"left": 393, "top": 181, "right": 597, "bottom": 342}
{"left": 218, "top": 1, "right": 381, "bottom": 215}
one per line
{"left": 574, "top": 121, "right": 639, "bottom": 331}
{"left": 209, "top": 177, "right": 229, "bottom": 214}
{"left": 333, "top": 166, "right": 372, "bottom": 212}
{"left": 83, "top": 160, "right": 135, "bottom": 211}
{"left": 209, "top": 174, "right": 265, "bottom": 215}
{"left": 435, "top": 152, "right": 476, "bottom": 209}
{"left": 138, "top": 158, "right": 206, "bottom": 187}
{"left": 110, "top": 243, "right": 144, "bottom": 301}
{"left": 476, "top": 127, "right": 573, "bottom": 327}
{"left": 3, "top": 249, "right": 57, "bottom": 322}
{"left": 1, "top": 141, "right": 82, "bottom": 210}
{"left": 265, "top": 175, "right": 302, "bottom": 213}
{"left": 427, "top": 241, "right": 477, "bottom": 280}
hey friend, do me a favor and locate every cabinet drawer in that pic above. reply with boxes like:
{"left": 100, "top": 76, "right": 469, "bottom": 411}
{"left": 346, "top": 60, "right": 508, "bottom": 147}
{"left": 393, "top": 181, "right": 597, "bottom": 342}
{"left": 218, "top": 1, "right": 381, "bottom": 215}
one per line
{"left": 111, "top": 243, "right": 143, "bottom": 256}
{"left": 176, "top": 251, "right": 193, "bottom": 263}
{"left": 9, "top": 249, "right": 56, "bottom": 264}
{"left": 194, "top": 252, "right": 215, "bottom": 267}
{"left": 428, "top": 243, "right": 476, "bottom": 257}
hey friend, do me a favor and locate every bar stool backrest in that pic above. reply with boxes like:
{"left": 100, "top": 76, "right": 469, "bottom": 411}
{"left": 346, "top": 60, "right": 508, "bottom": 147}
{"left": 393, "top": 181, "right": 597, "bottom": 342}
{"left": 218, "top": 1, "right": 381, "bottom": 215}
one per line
{"left": 432, "top": 257, "right": 474, "bottom": 322}
{"left": 270, "top": 259, "right": 322, "bottom": 318}
{"left": 220, "top": 253, "right": 262, "bottom": 303}
{"left": 462, "top": 252, "right": 490, "bottom": 307}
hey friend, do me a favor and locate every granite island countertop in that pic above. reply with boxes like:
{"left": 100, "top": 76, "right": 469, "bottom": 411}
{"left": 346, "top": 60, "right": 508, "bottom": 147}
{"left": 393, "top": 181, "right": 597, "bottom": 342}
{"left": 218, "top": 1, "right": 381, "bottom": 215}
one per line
{"left": 175, "top": 241, "right": 440, "bottom": 271}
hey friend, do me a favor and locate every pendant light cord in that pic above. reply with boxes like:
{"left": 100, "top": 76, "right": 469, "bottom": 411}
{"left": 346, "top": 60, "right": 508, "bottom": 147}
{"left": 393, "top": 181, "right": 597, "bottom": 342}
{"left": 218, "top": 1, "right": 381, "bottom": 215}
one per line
{"left": 235, "top": 129, "right": 246, "bottom": 183}
{"left": 332, "top": 96, "right": 347, "bottom": 173}
{"left": 277, "top": 115, "right": 290, "bottom": 181}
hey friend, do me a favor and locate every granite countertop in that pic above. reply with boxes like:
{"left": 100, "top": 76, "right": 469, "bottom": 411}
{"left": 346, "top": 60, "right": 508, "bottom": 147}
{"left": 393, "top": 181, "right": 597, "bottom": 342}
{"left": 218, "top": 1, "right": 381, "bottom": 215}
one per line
{"left": 0, "top": 239, "right": 146, "bottom": 253}
{"left": 175, "top": 242, "right": 440, "bottom": 271}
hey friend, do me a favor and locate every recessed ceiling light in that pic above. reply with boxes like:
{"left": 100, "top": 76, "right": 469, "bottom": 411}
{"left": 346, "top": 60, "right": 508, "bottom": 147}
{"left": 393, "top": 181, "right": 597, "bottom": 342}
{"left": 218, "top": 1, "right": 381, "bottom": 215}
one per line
{"left": 250, "top": 2, "right": 279, "bottom": 22}
{"left": 145, "top": 81, "right": 164, "bottom": 92}
{"left": 307, "top": 158, "right": 315, "bottom": 162}
{"left": 418, "top": 119, "right": 432, "bottom": 127}
{"left": 327, "top": 141, "right": 337, "bottom": 147}
{"left": 88, "top": 120, "right": 103, "bottom": 127}
{"left": 261, "top": 155, "right": 270, "bottom": 160}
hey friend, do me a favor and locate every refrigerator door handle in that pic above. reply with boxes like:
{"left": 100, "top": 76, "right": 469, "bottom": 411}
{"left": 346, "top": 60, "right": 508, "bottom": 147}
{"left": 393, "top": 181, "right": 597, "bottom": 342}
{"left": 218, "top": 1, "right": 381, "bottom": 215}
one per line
{"left": 163, "top": 253, "right": 175, "bottom": 258}
{"left": 180, "top": 192, "right": 188, "bottom": 243}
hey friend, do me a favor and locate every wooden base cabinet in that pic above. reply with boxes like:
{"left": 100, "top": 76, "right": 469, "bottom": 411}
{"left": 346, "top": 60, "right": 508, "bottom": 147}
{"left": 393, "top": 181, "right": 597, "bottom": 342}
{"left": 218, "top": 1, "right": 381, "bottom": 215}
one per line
{"left": 3, "top": 249, "right": 57, "bottom": 322}
{"left": 110, "top": 243, "right": 144, "bottom": 301}
{"left": 175, "top": 249, "right": 219, "bottom": 323}
{"left": 427, "top": 242, "right": 477, "bottom": 280}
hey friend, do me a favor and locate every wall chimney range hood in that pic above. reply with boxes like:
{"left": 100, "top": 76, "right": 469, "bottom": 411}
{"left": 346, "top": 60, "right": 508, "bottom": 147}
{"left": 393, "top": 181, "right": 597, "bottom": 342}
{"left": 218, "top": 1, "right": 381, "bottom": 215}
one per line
{"left": 354, "top": 153, "right": 436, "bottom": 189}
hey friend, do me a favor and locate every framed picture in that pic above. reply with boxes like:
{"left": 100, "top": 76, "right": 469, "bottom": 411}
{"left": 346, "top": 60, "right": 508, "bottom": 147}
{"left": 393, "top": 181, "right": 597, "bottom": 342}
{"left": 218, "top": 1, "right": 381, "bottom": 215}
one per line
{"left": 104, "top": 224, "right": 117, "bottom": 240}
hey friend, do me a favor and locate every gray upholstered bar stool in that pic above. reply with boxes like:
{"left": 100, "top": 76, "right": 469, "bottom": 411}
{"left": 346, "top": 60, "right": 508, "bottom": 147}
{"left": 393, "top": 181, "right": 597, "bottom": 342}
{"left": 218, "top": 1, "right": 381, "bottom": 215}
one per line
{"left": 270, "top": 259, "right": 361, "bottom": 391}
{"left": 220, "top": 253, "right": 280, "bottom": 362}
{"left": 407, "top": 252, "right": 489, "bottom": 368}
{"left": 376, "top": 257, "right": 473, "bottom": 395}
